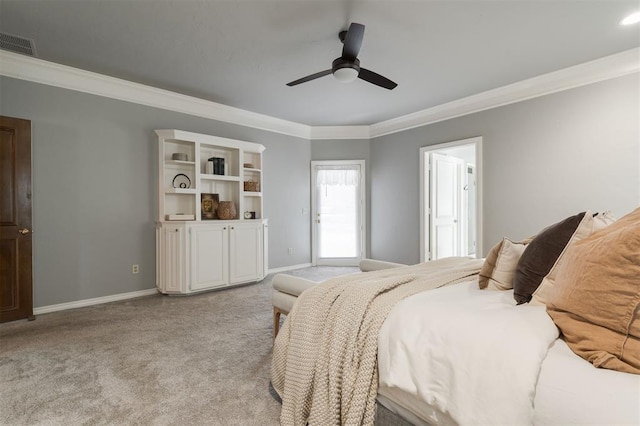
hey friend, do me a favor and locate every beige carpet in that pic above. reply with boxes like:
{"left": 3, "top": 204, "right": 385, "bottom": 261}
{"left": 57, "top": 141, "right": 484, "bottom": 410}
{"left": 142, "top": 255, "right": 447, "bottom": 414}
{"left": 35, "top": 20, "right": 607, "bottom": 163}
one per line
{"left": 0, "top": 267, "right": 359, "bottom": 425}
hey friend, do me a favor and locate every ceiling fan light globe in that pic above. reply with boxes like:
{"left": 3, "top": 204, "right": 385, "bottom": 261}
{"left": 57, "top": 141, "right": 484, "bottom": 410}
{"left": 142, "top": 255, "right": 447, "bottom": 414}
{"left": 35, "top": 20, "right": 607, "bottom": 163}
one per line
{"left": 333, "top": 67, "right": 359, "bottom": 83}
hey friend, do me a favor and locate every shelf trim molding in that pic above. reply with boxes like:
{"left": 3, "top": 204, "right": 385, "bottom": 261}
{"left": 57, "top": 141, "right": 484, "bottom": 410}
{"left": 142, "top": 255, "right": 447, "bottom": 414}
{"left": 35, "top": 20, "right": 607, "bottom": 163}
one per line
{"left": 2, "top": 48, "right": 638, "bottom": 140}
{"left": 33, "top": 288, "right": 158, "bottom": 315}
{"left": 200, "top": 175, "right": 240, "bottom": 182}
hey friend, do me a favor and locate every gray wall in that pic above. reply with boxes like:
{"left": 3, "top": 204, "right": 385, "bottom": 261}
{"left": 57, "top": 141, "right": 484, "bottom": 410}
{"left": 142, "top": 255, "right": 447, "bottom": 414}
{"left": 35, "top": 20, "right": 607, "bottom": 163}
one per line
{"left": 370, "top": 73, "right": 640, "bottom": 264}
{"left": 2, "top": 71, "right": 638, "bottom": 307}
{"left": 0, "top": 77, "right": 311, "bottom": 307}
{"left": 311, "top": 139, "right": 371, "bottom": 257}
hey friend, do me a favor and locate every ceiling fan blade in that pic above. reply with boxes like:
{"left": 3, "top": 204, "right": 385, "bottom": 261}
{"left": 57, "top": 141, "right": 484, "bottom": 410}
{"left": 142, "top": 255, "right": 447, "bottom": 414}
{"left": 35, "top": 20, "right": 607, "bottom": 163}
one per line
{"left": 342, "top": 22, "right": 365, "bottom": 61}
{"left": 358, "top": 68, "right": 398, "bottom": 90}
{"left": 286, "top": 69, "right": 332, "bottom": 86}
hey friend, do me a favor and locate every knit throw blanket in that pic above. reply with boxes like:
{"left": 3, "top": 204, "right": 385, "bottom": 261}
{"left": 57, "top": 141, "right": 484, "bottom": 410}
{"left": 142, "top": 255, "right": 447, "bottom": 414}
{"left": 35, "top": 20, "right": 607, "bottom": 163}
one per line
{"left": 271, "top": 257, "right": 483, "bottom": 426}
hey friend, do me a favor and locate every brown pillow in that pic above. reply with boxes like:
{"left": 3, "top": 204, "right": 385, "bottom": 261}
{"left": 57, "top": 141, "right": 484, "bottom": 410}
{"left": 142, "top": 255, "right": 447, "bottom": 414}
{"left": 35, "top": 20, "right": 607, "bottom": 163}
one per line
{"left": 546, "top": 207, "right": 640, "bottom": 374}
{"left": 479, "top": 238, "right": 532, "bottom": 290}
{"left": 531, "top": 211, "right": 616, "bottom": 306}
{"left": 513, "top": 212, "right": 586, "bottom": 304}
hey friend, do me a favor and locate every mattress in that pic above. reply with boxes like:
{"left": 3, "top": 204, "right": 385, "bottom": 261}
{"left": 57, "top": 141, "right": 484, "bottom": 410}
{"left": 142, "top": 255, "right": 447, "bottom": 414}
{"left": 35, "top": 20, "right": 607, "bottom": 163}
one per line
{"left": 377, "top": 280, "right": 640, "bottom": 425}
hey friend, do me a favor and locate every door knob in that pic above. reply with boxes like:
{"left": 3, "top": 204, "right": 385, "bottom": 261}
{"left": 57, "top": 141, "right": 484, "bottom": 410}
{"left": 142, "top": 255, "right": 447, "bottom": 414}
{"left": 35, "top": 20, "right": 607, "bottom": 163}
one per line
{"left": 18, "top": 228, "right": 31, "bottom": 235}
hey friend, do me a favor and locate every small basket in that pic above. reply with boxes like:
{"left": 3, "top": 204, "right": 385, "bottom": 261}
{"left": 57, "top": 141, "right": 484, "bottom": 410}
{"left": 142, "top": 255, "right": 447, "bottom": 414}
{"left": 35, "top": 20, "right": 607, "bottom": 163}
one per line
{"left": 217, "top": 201, "right": 236, "bottom": 220}
{"left": 244, "top": 180, "right": 260, "bottom": 192}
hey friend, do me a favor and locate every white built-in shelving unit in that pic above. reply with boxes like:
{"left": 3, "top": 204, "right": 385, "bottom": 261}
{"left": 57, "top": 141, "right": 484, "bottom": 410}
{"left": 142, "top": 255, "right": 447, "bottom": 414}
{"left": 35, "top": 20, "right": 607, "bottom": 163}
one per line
{"left": 155, "top": 129, "right": 268, "bottom": 294}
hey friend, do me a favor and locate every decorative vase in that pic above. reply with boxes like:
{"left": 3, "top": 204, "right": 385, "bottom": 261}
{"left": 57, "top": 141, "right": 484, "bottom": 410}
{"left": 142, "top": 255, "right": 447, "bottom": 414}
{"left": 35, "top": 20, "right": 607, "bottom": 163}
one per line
{"left": 217, "top": 201, "right": 236, "bottom": 220}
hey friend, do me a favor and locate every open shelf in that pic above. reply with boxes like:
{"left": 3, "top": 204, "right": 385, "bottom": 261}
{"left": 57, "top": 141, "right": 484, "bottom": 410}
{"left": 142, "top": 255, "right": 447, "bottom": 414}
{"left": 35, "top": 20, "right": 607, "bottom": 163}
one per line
{"left": 157, "top": 129, "right": 265, "bottom": 223}
{"left": 166, "top": 160, "right": 196, "bottom": 166}
{"left": 165, "top": 188, "right": 197, "bottom": 194}
{"left": 201, "top": 174, "right": 240, "bottom": 182}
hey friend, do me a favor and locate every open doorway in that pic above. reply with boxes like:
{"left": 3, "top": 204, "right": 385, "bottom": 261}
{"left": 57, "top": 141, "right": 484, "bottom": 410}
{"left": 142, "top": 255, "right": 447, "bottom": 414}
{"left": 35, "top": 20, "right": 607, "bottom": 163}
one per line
{"left": 419, "top": 137, "right": 483, "bottom": 262}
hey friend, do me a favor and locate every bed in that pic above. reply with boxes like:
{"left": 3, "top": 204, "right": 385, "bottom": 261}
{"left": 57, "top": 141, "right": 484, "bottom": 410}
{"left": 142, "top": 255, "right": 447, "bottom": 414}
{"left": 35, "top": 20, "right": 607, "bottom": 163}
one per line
{"left": 376, "top": 280, "right": 640, "bottom": 425}
{"left": 271, "top": 207, "right": 640, "bottom": 425}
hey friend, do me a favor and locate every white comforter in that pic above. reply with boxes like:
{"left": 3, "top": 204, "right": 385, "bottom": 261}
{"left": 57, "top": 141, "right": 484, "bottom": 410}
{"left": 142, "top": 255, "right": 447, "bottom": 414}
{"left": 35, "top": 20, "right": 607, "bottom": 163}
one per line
{"left": 378, "top": 281, "right": 559, "bottom": 425}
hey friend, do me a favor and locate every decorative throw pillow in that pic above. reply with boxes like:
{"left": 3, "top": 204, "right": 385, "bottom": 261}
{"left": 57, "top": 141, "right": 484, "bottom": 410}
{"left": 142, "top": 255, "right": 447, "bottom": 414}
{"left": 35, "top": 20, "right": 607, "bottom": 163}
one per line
{"left": 479, "top": 238, "right": 532, "bottom": 290}
{"left": 531, "top": 211, "right": 616, "bottom": 306}
{"left": 546, "top": 207, "right": 640, "bottom": 374}
{"left": 512, "top": 212, "right": 586, "bottom": 304}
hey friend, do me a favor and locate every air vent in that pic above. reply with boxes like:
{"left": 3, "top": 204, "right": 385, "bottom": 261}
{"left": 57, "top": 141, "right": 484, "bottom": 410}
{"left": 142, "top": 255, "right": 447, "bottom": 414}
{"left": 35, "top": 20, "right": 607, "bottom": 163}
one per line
{"left": 0, "top": 32, "right": 36, "bottom": 57}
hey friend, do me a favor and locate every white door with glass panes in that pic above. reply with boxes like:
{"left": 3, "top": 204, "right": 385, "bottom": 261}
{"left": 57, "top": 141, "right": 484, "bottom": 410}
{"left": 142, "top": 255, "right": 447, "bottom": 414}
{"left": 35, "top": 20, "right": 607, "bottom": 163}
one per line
{"left": 312, "top": 161, "right": 365, "bottom": 266}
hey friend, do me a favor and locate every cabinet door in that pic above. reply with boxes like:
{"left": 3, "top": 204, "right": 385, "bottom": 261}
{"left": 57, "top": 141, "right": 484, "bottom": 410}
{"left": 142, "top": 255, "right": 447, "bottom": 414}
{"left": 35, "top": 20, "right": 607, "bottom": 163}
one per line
{"left": 190, "top": 224, "right": 229, "bottom": 291}
{"left": 229, "top": 223, "right": 263, "bottom": 284}
{"left": 163, "top": 226, "right": 186, "bottom": 293}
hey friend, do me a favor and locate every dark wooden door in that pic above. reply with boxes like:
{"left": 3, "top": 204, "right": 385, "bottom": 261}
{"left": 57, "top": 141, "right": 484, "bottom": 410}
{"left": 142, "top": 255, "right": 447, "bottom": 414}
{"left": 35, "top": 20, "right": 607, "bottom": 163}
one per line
{"left": 0, "top": 116, "right": 33, "bottom": 322}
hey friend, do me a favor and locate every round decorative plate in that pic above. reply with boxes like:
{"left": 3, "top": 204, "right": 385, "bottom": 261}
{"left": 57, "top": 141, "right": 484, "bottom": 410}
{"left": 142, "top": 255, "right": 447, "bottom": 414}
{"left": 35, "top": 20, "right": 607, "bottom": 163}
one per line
{"left": 172, "top": 173, "right": 191, "bottom": 189}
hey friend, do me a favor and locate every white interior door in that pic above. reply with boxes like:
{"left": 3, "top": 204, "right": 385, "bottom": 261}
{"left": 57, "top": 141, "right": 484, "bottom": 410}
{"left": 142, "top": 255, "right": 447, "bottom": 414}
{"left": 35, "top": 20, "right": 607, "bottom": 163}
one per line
{"left": 312, "top": 161, "right": 365, "bottom": 266}
{"left": 430, "top": 153, "right": 464, "bottom": 260}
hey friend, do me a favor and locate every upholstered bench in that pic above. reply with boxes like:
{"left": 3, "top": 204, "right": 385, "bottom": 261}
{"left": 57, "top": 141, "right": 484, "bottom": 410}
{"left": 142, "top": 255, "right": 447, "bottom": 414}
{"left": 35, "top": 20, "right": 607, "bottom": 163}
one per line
{"left": 272, "top": 259, "right": 407, "bottom": 337}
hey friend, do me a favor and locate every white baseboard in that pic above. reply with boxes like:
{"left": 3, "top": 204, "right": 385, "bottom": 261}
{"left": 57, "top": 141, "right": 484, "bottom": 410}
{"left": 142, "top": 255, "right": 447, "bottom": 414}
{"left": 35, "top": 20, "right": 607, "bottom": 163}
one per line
{"left": 267, "top": 263, "right": 313, "bottom": 275}
{"left": 33, "top": 288, "right": 159, "bottom": 315}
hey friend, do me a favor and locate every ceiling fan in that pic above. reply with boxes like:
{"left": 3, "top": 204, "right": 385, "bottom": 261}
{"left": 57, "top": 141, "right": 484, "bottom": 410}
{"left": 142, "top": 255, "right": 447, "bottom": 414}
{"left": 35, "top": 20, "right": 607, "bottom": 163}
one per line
{"left": 286, "top": 22, "right": 397, "bottom": 90}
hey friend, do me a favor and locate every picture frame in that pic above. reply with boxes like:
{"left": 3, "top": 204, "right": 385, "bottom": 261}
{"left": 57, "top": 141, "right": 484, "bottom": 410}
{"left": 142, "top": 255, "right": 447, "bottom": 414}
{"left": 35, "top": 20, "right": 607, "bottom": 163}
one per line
{"left": 201, "top": 193, "right": 219, "bottom": 219}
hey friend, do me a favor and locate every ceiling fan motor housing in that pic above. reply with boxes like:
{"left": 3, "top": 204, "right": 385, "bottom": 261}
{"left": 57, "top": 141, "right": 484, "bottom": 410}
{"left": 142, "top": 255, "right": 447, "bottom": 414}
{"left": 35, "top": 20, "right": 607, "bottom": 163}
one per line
{"left": 332, "top": 57, "right": 360, "bottom": 82}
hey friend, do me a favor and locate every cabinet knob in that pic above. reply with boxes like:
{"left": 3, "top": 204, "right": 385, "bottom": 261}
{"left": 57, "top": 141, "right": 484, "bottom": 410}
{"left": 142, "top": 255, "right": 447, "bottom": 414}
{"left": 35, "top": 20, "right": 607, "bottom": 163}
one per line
{"left": 231, "top": 227, "right": 235, "bottom": 230}
{"left": 223, "top": 227, "right": 227, "bottom": 230}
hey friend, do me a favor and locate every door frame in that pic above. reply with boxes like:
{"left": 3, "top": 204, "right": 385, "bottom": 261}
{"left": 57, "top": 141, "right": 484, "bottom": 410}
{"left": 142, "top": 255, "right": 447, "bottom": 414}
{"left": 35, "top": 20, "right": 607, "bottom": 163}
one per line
{"left": 311, "top": 160, "right": 366, "bottom": 266}
{"left": 419, "top": 137, "right": 483, "bottom": 262}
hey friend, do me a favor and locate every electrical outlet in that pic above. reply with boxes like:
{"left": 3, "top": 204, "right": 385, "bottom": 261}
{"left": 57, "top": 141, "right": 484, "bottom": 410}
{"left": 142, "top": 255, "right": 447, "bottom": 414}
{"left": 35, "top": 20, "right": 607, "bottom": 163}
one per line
{"left": 287, "top": 248, "right": 293, "bottom": 255}
{"left": 132, "top": 264, "right": 139, "bottom": 274}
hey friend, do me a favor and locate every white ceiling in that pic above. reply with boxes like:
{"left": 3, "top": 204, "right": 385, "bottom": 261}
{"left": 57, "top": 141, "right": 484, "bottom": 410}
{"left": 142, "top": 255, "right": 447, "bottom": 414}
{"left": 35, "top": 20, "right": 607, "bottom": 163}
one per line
{"left": 1, "top": 0, "right": 639, "bottom": 126}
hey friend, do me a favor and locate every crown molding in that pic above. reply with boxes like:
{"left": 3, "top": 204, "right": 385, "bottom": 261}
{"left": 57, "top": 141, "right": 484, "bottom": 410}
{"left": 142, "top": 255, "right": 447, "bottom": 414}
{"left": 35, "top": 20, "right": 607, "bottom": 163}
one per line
{"left": 370, "top": 48, "right": 640, "bottom": 138}
{"left": 310, "top": 125, "right": 370, "bottom": 140}
{"left": 0, "top": 51, "right": 311, "bottom": 139}
{"left": 1, "top": 48, "right": 638, "bottom": 141}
